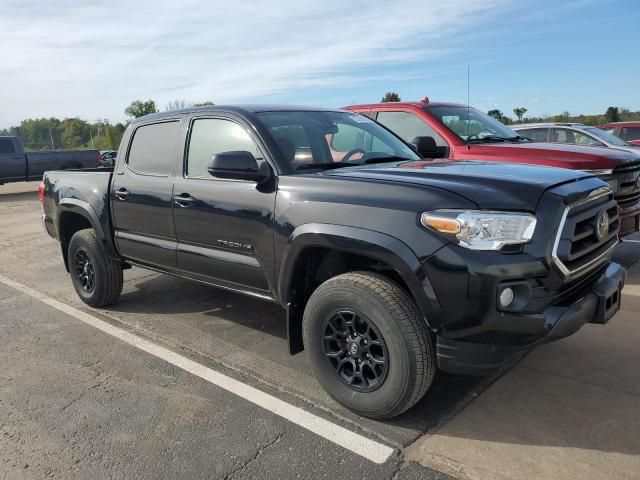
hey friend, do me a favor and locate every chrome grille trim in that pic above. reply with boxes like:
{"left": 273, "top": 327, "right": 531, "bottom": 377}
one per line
{"left": 551, "top": 187, "right": 618, "bottom": 279}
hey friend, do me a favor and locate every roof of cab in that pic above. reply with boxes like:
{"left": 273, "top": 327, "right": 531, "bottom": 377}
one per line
{"left": 344, "top": 101, "right": 467, "bottom": 110}
{"left": 131, "top": 104, "right": 345, "bottom": 124}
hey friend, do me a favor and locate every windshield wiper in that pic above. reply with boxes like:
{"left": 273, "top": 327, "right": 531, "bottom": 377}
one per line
{"left": 294, "top": 162, "right": 354, "bottom": 171}
{"left": 468, "top": 135, "right": 529, "bottom": 144}
{"left": 361, "top": 155, "right": 413, "bottom": 164}
{"left": 294, "top": 156, "right": 412, "bottom": 171}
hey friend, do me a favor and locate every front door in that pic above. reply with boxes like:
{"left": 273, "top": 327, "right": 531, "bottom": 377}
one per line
{"left": 111, "top": 120, "right": 181, "bottom": 269}
{"left": 0, "top": 138, "right": 26, "bottom": 182}
{"left": 173, "top": 116, "right": 276, "bottom": 297}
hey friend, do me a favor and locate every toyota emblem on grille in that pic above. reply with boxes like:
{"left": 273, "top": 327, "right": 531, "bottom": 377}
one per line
{"left": 596, "top": 210, "right": 609, "bottom": 240}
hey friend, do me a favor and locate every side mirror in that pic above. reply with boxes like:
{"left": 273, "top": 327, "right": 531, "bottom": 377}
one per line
{"left": 207, "top": 151, "right": 270, "bottom": 183}
{"left": 411, "top": 136, "right": 438, "bottom": 158}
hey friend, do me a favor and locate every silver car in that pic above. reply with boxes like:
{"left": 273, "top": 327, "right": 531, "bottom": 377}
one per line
{"left": 512, "top": 122, "right": 640, "bottom": 155}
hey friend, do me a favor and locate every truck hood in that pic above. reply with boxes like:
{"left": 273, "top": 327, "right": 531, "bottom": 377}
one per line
{"left": 323, "top": 160, "right": 595, "bottom": 210}
{"left": 470, "top": 142, "right": 640, "bottom": 170}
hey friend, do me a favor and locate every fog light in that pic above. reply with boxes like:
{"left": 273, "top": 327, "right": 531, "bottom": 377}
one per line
{"left": 499, "top": 287, "right": 514, "bottom": 307}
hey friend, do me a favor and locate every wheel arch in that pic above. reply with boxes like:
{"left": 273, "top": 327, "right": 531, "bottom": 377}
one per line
{"left": 278, "top": 224, "right": 442, "bottom": 354}
{"left": 58, "top": 199, "right": 118, "bottom": 271}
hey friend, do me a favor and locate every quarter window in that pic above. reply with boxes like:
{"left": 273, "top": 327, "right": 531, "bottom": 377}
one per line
{"left": 187, "top": 119, "right": 260, "bottom": 178}
{"left": 127, "top": 121, "right": 180, "bottom": 175}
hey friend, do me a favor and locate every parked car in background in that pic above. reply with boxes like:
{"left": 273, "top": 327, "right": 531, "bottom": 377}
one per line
{"left": 344, "top": 99, "right": 640, "bottom": 236}
{"left": 98, "top": 150, "right": 117, "bottom": 167}
{"left": 41, "top": 105, "right": 626, "bottom": 419}
{"left": 598, "top": 122, "right": 640, "bottom": 146}
{"left": 511, "top": 122, "right": 640, "bottom": 154}
{"left": 0, "top": 136, "right": 100, "bottom": 185}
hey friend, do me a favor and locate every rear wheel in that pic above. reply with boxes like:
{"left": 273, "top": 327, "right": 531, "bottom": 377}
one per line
{"left": 68, "top": 229, "right": 123, "bottom": 307}
{"left": 303, "top": 272, "right": 435, "bottom": 419}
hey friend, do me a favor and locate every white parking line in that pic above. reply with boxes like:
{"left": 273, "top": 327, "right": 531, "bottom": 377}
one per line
{"left": 622, "top": 239, "right": 640, "bottom": 243}
{"left": 0, "top": 275, "right": 394, "bottom": 464}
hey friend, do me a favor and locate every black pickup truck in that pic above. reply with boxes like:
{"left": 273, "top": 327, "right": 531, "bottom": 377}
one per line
{"left": 0, "top": 136, "right": 100, "bottom": 185}
{"left": 42, "top": 105, "right": 626, "bottom": 418}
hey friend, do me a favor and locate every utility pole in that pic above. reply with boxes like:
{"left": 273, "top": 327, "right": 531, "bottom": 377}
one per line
{"left": 48, "top": 123, "right": 55, "bottom": 149}
{"left": 89, "top": 128, "right": 95, "bottom": 149}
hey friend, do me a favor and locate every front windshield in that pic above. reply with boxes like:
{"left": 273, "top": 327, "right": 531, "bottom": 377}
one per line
{"left": 426, "top": 105, "right": 522, "bottom": 142}
{"left": 585, "top": 127, "right": 629, "bottom": 147}
{"left": 257, "top": 111, "right": 420, "bottom": 171}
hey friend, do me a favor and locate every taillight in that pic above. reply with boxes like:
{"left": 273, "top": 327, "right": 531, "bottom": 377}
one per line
{"left": 97, "top": 152, "right": 101, "bottom": 166}
{"left": 38, "top": 181, "right": 45, "bottom": 207}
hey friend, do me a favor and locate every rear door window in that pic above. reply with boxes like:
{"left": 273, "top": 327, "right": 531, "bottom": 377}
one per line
{"left": 376, "top": 111, "right": 447, "bottom": 146}
{"left": 620, "top": 127, "right": 640, "bottom": 141}
{"left": 0, "top": 138, "right": 16, "bottom": 154}
{"left": 330, "top": 123, "right": 365, "bottom": 152}
{"left": 127, "top": 121, "right": 180, "bottom": 176}
{"left": 552, "top": 128, "right": 575, "bottom": 144}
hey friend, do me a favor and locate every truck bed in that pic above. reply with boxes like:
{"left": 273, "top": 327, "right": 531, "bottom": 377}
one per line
{"left": 42, "top": 169, "right": 115, "bottom": 263}
{"left": 25, "top": 150, "right": 100, "bottom": 181}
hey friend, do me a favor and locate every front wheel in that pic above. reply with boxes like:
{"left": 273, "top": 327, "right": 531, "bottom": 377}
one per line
{"left": 303, "top": 272, "right": 435, "bottom": 419}
{"left": 68, "top": 229, "right": 123, "bottom": 307}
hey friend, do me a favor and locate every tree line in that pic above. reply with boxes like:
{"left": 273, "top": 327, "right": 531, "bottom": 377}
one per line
{"left": 3, "top": 95, "right": 639, "bottom": 151}
{"left": 486, "top": 106, "right": 638, "bottom": 126}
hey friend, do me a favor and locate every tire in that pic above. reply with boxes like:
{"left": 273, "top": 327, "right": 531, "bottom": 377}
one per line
{"left": 68, "top": 229, "right": 123, "bottom": 307}
{"left": 303, "top": 271, "right": 435, "bottom": 419}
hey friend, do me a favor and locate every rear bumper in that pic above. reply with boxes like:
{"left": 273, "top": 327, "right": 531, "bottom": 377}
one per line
{"left": 619, "top": 203, "right": 640, "bottom": 237}
{"left": 437, "top": 262, "right": 626, "bottom": 375}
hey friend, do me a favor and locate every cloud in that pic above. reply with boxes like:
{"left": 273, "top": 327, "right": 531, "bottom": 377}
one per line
{"left": 0, "top": 0, "right": 507, "bottom": 126}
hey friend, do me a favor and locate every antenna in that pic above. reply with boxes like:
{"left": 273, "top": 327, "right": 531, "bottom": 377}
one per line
{"left": 466, "top": 64, "right": 471, "bottom": 150}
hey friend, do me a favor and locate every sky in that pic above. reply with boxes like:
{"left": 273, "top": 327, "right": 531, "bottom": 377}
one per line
{"left": 1, "top": 0, "right": 639, "bottom": 128}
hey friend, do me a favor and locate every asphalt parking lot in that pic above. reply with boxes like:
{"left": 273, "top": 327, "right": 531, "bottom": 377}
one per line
{"left": 1, "top": 182, "right": 639, "bottom": 480}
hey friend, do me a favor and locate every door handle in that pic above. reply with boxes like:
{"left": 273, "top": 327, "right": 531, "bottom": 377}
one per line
{"left": 114, "top": 188, "right": 130, "bottom": 200}
{"left": 174, "top": 193, "right": 197, "bottom": 207}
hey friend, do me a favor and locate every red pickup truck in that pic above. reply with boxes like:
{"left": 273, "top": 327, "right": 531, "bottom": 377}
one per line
{"left": 598, "top": 122, "right": 640, "bottom": 146}
{"left": 345, "top": 99, "right": 640, "bottom": 236}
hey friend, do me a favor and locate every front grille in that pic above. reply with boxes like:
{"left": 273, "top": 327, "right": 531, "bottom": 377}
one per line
{"left": 612, "top": 160, "right": 640, "bottom": 208}
{"left": 552, "top": 187, "right": 618, "bottom": 278}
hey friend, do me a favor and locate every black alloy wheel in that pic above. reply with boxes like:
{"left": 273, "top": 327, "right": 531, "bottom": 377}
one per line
{"left": 74, "top": 248, "right": 95, "bottom": 293}
{"left": 322, "top": 310, "right": 389, "bottom": 392}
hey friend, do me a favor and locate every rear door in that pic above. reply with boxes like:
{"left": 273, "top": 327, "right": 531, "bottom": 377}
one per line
{"left": 0, "top": 138, "right": 26, "bottom": 182}
{"left": 110, "top": 120, "right": 181, "bottom": 269}
{"left": 172, "top": 115, "right": 276, "bottom": 297}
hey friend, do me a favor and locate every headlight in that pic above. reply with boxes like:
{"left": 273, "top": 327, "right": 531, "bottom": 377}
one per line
{"left": 582, "top": 169, "right": 613, "bottom": 176}
{"left": 421, "top": 210, "right": 537, "bottom": 251}
{"left": 581, "top": 169, "right": 618, "bottom": 192}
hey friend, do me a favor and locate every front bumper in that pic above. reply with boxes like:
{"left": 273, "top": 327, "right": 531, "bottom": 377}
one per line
{"left": 436, "top": 262, "right": 626, "bottom": 375}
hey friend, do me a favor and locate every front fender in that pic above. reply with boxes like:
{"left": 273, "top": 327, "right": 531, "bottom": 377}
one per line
{"left": 278, "top": 223, "right": 443, "bottom": 329}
